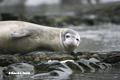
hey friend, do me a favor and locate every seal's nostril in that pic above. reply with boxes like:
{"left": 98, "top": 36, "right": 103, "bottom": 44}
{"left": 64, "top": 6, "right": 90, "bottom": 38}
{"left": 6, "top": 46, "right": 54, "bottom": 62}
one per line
{"left": 69, "top": 43, "right": 76, "bottom": 47}
{"left": 70, "top": 44, "right": 74, "bottom": 47}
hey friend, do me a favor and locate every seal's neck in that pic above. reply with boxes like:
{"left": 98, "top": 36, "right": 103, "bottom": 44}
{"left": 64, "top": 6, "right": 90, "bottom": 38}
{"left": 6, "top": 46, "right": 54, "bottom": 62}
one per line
{"left": 59, "top": 29, "right": 66, "bottom": 51}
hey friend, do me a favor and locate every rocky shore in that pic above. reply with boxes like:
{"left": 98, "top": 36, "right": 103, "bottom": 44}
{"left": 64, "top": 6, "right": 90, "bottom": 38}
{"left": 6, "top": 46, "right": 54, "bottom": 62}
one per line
{"left": 0, "top": 51, "right": 119, "bottom": 80}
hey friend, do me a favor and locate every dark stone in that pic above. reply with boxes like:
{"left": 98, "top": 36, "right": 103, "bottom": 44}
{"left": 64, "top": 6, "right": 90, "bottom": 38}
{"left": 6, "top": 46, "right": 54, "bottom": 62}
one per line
{"left": 65, "top": 61, "right": 83, "bottom": 72}
{"left": 1, "top": 13, "right": 18, "bottom": 21}
{"left": 104, "top": 54, "right": 120, "bottom": 63}
{"left": 0, "top": 54, "right": 20, "bottom": 67}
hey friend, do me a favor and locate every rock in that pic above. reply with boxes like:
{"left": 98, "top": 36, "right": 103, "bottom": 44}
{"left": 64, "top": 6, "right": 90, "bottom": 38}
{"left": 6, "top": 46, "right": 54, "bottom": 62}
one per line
{"left": 0, "top": 67, "right": 4, "bottom": 79}
{"left": 104, "top": 54, "right": 120, "bottom": 63}
{"left": 65, "top": 60, "right": 84, "bottom": 72}
{"left": 89, "top": 58, "right": 101, "bottom": 63}
{"left": 0, "top": 54, "right": 21, "bottom": 67}
{"left": 3, "top": 63, "right": 34, "bottom": 80}
{"left": 75, "top": 51, "right": 120, "bottom": 63}
{"left": 35, "top": 60, "right": 61, "bottom": 72}
{"left": 31, "top": 58, "right": 112, "bottom": 80}
{"left": 23, "top": 51, "right": 75, "bottom": 63}
{"left": 0, "top": 51, "right": 75, "bottom": 66}
{"left": 0, "top": 51, "right": 119, "bottom": 67}
{"left": 1, "top": 13, "right": 18, "bottom": 21}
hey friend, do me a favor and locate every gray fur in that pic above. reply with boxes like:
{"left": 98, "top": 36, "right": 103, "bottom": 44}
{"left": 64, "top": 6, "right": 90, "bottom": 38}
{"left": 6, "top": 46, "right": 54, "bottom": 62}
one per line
{"left": 0, "top": 21, "right": 80, "bottom": 54}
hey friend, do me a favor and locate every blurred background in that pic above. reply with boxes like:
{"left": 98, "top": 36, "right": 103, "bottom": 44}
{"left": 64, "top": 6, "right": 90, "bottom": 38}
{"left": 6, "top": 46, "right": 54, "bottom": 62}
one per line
{"left": 0, "top": 0, "right": 120, "bottom": 52}
{"left": 0, "top": 0, "right": 120, "bottom": 16}
{"left": 0, "top": 0, "right": 120, "bottom": 26}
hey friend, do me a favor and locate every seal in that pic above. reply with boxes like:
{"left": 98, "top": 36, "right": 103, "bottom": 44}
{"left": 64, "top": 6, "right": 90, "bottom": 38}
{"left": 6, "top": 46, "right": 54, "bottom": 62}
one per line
{"left": 0, "top": 21, "right": 80, "bottom": 54}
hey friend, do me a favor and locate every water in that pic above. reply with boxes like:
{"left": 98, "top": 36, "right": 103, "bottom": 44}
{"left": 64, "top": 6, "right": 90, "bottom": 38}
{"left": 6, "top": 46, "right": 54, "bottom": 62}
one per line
{"left": 68, "top": 23, "right": 120, "bottom": 80}
{"left": 70, "top": 23, "right": 120, "bottom": 52}
{"left": 70, "top": 63, "right": 120, "bottom": 80}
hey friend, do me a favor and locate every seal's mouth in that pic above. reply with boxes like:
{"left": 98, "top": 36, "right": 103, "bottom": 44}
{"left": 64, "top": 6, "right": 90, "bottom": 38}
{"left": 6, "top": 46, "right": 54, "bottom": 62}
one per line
{"left": 63, "top": 41, "right": 77, "bottom": 51}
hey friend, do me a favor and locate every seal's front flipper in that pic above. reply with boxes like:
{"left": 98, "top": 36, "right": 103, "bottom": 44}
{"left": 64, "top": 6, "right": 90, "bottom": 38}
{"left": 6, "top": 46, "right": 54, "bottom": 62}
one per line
{"left": 10, "top": 29, "right": 30, "bottom": 38}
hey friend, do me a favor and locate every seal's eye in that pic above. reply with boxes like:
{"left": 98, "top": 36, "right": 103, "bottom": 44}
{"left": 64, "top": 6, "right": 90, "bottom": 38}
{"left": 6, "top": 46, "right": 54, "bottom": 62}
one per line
{"left": 76, "top": 38, "right": 79, "bottom": 41}
{"left": 66, "top": 35, "right": 70, "bottom": 38}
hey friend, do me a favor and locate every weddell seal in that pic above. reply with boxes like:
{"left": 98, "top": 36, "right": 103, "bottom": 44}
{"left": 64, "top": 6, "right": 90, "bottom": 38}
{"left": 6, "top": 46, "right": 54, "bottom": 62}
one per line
{"left": 0, "top": 21, "right": 80, "bottom": 54}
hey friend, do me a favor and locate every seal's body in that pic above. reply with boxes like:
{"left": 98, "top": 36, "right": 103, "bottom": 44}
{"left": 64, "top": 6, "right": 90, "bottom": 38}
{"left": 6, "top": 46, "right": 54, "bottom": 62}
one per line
{"left": 0, "top": 21, "right": 80, "bottom": 54}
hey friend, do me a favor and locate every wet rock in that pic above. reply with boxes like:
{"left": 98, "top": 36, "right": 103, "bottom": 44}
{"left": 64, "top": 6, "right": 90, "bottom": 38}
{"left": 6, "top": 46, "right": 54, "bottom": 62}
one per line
{"left": 65, "top": 61, "right": 83, "bottom": 72}
{"left": 30, "top": 72, "right": 51, "bottom": 80}
{"left": 77, "top": 58, "right": 111, "bottom": 72}
{"left": 75, "top": 51, "right": 120, "bottom": 63}
{"left": 88, "top": 58, "right": 109, "bottom": 70}
{"left": 75, "top": 52, "right": 100, "bottom": 60}
{"left": 0, "top": 51, "right": 119, "bottom": 68}
{"left": 31, "top": 70, "right": 70, "bottom": 80}
{"left": 3, "top": 63, "right": 34, "bottom": 80}
{"left": 23, "top": 51, "right": 75, "bottom": 64}
{"left": 76, "top": 3, "right": 120, "bottom": 24}
{"left": 104, "top": 54, "right": 120, "bottom": 63}
{"left": 35, "top": 60, "right": 62, "bottom": 72}
{"left": 111, "top": 16, "right": 120, "bottom": 24}
{"left": 0, "top": 54, "right": 21, "bottom": 67}
{"left": 97, "top": 51, "right": 120, "bottom": 63}
{"left": 33, "top": 16, "right": 54, "bottom": 26}
{"left": 0, "top": 51, "right": 75, "bottom": 66}
{"left": 1, "top": 13, "right": 18, "bottom": 21}
{"left": 77, "top": 61, "right": 91, "bottom": 72}
{"left": 31, "top": 58, "right": 112, "bottom": 80}
{"left": 31, "top": 60, "right": 73, "bottom": 80}
{"left": 0, "top": 67, "right": 4, "bottom": 79}
{"left": 89, "top": 58, "right": 101, "bottom": 63}
{"left": 0, "top": 51, "right": 118, "bottom": 80}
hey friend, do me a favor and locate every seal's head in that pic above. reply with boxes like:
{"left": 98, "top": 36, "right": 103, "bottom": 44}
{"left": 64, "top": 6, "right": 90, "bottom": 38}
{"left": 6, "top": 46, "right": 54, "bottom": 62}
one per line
{"left": 60, "top": 29, "right": 80, "bottom": 52}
